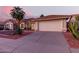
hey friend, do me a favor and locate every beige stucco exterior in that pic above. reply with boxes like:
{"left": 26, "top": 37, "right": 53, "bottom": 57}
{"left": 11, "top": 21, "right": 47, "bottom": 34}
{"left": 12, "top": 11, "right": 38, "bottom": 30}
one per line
{"left": 20, "top": 22, "right": 26, "bottom": 29}
{"left": 62, "top": 19, "right": 67, "bottom": 32}
{"left": 31, "top": 22, "right": 38, "bottom": 31}
{"left": 32, "top": 19, "right": 67, "bottom": 32}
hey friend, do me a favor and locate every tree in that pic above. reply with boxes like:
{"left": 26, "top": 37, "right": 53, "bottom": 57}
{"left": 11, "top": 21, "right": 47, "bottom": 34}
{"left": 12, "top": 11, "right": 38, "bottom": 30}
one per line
{"left": 10, "top": 7, "right": 25, "bottom": 34}
{"left": 40, "top": 14, "right": 44, "bottom": 17}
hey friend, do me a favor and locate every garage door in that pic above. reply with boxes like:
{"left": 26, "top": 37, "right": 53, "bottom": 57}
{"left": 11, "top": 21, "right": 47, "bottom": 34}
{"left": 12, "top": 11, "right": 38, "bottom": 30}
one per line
{"left": 39, "top": 20, "right": 63, "bottom": 31}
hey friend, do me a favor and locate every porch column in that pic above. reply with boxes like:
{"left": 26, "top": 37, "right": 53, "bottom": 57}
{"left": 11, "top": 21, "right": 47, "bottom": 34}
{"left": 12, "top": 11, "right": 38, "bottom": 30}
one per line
{"left": 37, "top": 21, "right": 39, "bottom": 31}
{"left": 62, "top": 19, "right": 67, "bottom": 32}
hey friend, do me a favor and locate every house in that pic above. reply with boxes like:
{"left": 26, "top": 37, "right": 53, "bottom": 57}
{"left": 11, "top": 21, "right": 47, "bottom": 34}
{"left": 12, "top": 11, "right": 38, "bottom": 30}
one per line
{"left": 0, "top": 15, "right": 71, "bottom": 32}
{"left": 31, "top": 15, "right": 70, "bottom": 32}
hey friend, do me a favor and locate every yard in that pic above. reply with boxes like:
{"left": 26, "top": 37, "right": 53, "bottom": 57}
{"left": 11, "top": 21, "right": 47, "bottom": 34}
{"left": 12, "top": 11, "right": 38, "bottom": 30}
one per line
{"left": 64, "top": 32, "right": 79, "bottom": 48}
{"left": 0, "top": 30, "right": 32, "bottom": 39}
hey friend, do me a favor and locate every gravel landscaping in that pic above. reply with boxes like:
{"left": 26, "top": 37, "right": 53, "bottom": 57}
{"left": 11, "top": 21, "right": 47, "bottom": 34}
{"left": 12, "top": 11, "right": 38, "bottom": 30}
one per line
{"left": 0, "top": 30, "right": 33, "bottom": 39}
{"left": 64, "top": 32, "right": 79, "bottom": 48}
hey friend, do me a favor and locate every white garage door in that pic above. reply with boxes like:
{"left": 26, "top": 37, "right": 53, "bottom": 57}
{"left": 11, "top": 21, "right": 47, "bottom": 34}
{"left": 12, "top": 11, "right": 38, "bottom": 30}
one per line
{"left": 39, "top": 20, "right": 63, "bottom": 31}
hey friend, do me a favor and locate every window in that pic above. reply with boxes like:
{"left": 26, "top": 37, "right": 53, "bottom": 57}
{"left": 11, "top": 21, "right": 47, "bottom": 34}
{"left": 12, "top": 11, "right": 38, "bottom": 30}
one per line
{"left": 20, "top": 22, "right": 25, "bottom": 29}
{"left": 5, "top": 24, "right": 10, "bottom": 30}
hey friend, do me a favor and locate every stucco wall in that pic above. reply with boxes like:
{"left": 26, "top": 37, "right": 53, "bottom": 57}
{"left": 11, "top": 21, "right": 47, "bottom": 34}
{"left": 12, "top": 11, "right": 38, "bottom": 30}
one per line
{"left": 62, "top": 20, "right": 67, "bottom": 32}
{"left": 20, "top": 22, "right": 26, "bottom": 29}
{"left": 32, "top": 22, "right": 38, "bottom": 31}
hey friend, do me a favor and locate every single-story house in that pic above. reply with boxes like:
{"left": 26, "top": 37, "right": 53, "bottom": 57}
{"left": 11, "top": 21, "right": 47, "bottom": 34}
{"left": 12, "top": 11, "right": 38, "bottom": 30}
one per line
{"left": 0, "top": 15, "right": 71, "bottom": 32}
{"left": 31, "top": 15, "right": 70, "bottom": 32}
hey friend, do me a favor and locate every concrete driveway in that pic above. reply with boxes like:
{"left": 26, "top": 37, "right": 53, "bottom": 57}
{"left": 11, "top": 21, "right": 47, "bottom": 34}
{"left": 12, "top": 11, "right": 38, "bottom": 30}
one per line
{"left": 0, "top": 32, "right": 70, "bottom": 53}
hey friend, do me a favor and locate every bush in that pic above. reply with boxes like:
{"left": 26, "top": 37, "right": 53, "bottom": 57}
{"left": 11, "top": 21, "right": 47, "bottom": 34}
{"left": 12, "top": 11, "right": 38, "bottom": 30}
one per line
{"left": 68, "top": 16, "right": 79, "bottom": 39}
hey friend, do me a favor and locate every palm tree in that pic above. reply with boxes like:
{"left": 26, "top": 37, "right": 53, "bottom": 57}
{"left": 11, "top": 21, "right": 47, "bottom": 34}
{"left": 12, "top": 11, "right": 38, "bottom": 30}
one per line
{"left": 10, "top": 7, "right": 25, "bottom": 34}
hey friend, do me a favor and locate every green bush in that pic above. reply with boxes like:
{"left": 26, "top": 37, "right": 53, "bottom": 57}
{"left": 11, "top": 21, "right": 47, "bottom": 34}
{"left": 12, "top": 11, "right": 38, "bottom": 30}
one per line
{"left": 68, "top": 16, "right": 79, "bottom": 39}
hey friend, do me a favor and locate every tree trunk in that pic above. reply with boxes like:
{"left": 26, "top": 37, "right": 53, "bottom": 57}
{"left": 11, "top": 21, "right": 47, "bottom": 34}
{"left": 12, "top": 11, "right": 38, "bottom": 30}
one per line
{"left": 15, "top": 19, "right": 22, "bottom": 34}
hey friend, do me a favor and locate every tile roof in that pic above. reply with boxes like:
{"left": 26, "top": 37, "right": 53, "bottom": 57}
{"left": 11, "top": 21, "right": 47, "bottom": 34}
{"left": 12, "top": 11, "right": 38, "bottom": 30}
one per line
{"left": 4, "top": 19, "right": 17, "bottom": 24}
{"left": 72, "top": 14, "right": 79, "bottom": 16}
{"left": 32, "top": 15, "right": 71, "bottom": 21}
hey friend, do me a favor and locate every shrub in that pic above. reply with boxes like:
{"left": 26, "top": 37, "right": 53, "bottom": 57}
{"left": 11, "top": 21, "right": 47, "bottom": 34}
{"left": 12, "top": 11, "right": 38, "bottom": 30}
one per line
{"left": 68, "top": 16, "right": 79, "bottom": 39}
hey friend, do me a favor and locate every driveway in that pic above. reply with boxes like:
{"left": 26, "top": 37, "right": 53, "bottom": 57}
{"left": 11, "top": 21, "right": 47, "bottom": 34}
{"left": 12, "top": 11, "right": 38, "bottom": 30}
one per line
{"left": 0, "top": 32, "right": 70, "bottom": 53}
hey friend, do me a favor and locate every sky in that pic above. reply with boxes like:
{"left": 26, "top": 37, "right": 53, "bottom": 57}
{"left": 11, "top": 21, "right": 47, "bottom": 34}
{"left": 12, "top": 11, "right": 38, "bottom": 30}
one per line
{"left": 1, "top": 6, "right": 79, "bottom": 19}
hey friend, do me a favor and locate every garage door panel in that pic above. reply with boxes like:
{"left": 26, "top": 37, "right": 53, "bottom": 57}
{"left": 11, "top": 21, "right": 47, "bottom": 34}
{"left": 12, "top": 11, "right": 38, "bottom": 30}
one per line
{"left": 39, "top": 20, "right": 62, "bottom": 31}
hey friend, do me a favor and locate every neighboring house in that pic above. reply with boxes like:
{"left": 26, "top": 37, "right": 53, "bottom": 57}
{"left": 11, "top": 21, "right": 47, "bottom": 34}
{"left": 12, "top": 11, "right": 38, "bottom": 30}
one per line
{"left": 4, "top": 19, "right": 28, "bottom": 30}
{"left": 31, "top": 15, "right": 70, "bottom": 32}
